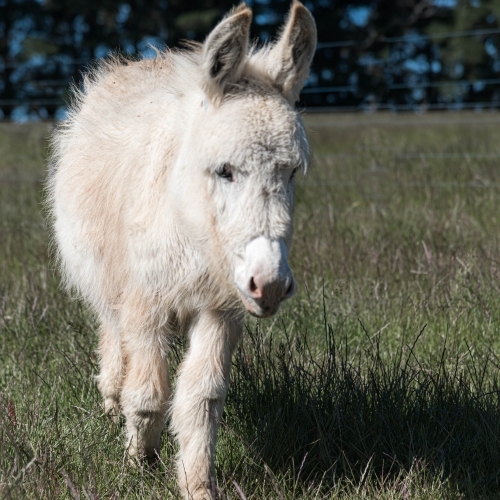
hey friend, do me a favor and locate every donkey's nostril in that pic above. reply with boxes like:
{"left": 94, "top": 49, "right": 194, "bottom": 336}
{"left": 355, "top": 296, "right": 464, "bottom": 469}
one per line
{"left": 248, "top": 276, "right": 263, "bottom": 299}
{"left": 282, "top": 278, "right": 295, "bottom": 300}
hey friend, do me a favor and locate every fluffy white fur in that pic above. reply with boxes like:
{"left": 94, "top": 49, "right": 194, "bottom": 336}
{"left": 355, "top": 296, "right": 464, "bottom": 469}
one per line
{"left": 47, "top": 2, "right": 316, "bottom": 498}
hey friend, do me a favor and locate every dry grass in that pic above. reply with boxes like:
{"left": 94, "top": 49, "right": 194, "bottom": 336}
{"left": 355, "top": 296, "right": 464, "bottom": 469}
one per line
{"left": 1, "top": 112, "right": 500, "bottom": 498}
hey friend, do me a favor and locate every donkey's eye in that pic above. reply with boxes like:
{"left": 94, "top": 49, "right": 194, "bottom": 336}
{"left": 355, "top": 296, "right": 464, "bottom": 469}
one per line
{"left": 216, "top": 164, "right": 234, "bottom": 182}
{"left": 290, "top": 167, "right": 298, "bottom": 181}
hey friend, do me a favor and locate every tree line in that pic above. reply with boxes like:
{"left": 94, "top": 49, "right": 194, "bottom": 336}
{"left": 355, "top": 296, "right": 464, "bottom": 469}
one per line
{"left": 1, "top": 0, "right": 499, "bottom": 119}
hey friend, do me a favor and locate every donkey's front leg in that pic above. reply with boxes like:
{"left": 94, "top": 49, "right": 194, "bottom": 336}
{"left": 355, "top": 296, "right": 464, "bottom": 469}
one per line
{"left": 171, "top": 311, "right": 242, "bottom": 500}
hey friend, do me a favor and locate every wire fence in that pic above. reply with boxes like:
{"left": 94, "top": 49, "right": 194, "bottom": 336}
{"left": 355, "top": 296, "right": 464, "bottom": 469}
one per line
{"left": 303, "top": 25, "right": 500, "bottom": 111}
{"left": 1, "top": 25, "right": 500, "bottom": 116}
{"left": 302, "top": 79, "right": 500, "bottom": 94}
{"left": 316, "top": 27, "right": 500, "bottom": 49}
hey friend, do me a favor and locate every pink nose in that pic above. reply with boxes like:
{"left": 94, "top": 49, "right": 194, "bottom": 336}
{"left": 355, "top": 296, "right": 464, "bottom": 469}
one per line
{"left": 246, "top": 273, "right": 295, "bottom": 302}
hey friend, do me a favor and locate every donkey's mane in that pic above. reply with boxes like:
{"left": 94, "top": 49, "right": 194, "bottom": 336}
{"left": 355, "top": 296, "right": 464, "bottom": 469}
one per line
{"left": 68, "top": 39, "right": 282, "bottom": 117}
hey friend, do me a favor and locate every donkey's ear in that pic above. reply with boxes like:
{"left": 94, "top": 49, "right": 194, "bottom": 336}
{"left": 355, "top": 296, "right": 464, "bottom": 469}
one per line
{"left": 267, "top": 1, "right": 317, "bottom": 104}
{"left": 202, "top": 3, "right": 252, "bottom": 103}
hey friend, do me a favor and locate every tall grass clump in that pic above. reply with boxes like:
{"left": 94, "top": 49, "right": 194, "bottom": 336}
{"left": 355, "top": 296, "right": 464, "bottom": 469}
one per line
{"left": 2, "top": 113, "right": 500, "bottom": 498}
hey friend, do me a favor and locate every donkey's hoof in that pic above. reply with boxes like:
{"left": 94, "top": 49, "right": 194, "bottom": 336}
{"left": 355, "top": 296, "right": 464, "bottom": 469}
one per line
{"left": 103, "top": 397, "right": 121, "bottom": 423}
{"left": 126, "top": 446, "right": 161, "bottom": 469}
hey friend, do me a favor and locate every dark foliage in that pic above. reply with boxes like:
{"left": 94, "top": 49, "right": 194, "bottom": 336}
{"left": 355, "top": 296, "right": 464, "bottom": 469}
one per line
{"left": 1, "top": 0, "right": 500, "bottom": 118}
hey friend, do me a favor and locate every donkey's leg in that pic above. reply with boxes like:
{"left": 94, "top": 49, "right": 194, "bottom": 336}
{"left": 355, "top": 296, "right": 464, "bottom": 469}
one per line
{"left": 119, "top": 296, "right": 171, "bottom": 459}
{"left": 96, "top": 313, "right": 122, "bottom": 421}
{"left": 171, "top": 311, "right": 242, "bottom": 500}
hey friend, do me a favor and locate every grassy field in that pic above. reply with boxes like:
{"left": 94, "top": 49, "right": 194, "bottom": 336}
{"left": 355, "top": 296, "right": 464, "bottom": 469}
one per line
{"left": 1, "top": 112, "right": 500, "bottom": 499}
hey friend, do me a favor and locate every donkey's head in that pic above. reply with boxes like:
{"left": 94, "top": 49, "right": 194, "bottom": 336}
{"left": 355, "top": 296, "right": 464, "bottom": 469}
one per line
{"left": 173, "top": 1, "right": 316, "bottom": 318}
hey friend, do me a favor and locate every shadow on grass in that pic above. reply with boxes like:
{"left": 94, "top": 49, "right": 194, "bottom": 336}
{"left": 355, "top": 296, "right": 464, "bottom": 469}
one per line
{"left": 225, "top": 317, "right": 500, "bottom": 496}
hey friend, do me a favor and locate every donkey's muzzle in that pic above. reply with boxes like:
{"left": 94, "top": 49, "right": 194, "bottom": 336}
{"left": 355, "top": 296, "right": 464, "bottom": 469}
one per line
{"left": 235, "top": 237, "right": 295, "bottom": 318}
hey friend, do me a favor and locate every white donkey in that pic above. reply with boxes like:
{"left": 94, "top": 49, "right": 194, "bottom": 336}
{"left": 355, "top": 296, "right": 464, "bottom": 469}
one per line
{"left": 48, "top": 2, "right": 316, "bottom": 498}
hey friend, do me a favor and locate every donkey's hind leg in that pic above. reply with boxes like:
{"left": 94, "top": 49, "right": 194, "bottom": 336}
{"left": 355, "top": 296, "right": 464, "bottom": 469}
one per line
{"left": 96, "top": 313, "right": 123, "bottom": 422}
{"left": 119, "top": 295, "right": 171, "bottom": 459}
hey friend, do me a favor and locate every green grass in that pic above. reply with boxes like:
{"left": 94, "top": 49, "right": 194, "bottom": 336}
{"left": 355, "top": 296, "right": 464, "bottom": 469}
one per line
{"left": 2, "top": 112, "right": 500, "bottom": 498}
